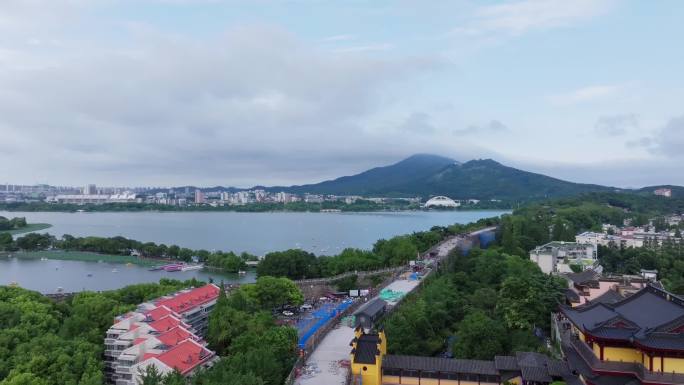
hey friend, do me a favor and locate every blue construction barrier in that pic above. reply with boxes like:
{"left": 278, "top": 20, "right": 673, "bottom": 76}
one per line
{"left": 297, "top": 299, "right": 353, "bottom": 349}
{"left": 479, "top": 231, "right": 496, "bottom": 248}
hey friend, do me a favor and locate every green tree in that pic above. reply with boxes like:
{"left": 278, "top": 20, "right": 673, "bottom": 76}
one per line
{"left": 453, "top": 311, "right": 506, "bottom": 360}
{"left": 139, "top": 365, "right": 164, "bottom": 385}
{"left": 253, "top": 276, "right": 303, "bottom": 309}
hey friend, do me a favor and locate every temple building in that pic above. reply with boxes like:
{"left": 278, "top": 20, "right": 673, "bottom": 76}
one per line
{"left": 561, "top": 269, "right": 655, "bottom": 308}
{"left": 349, "top": 328, "right": 579, "bottom": 385}
{"left": 559, "top": 284, "right": 684, "bottom": 385}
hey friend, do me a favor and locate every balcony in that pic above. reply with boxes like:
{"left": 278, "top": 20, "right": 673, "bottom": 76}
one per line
{"left": 568, "top": 337, "right": 684, "bottom": 385}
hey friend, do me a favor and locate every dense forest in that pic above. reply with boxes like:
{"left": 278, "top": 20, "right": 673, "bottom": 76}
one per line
{"left": 255, "top": 217, "right": 501, "bottom": 279}
{"left": 383, "top": 192, "right": 684, "bottom": 359}
{"left": 497, "top": 193, "right": 684, "bottom": 293}
{"left": 0, "top": 233, "right": 254, "bottom": 273}
{"left": 384, "top": 248, "right": 565, "bottom": 359}
{"left": 0, "top": 278, "right": 204, "bottom": 385}
{"left": 0, "top": 217, "right": 27, "bottom": 231}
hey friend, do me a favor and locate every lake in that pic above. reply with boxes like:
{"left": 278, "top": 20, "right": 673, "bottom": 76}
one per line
{"left": 0, "top": 210, "right": 508, "bottom": 293}
{"left": 0, "top": 257, "right": 256, "bottom": 293}
{"left": 1, "top": 210, "right": 508, "bottom": 255}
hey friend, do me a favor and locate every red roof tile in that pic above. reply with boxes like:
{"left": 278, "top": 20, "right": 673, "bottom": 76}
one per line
{"left": 149, "top": 315, "right": 185, "bottom": 333}
{"left": 155, "top": 339, "right": 214, "bottom": 375}
{"left": 157, "top": 327, "right": 194, "bottom": 347}
{"left": 146, "top": 305, "right": 177, "bottom": 321}
{"left": 155, "top": 285, "right": 220, "bottom": 314}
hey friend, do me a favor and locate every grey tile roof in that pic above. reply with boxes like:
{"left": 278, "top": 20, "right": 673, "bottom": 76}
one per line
{"left": 354, "top": 298, "right": 387, "bottom": 318}
{"left": 521, "top": 365, "right": 553, "bottom": 383}
{"left": 515, "top": 351, "right": 548, "bottom": 368}
{"left": 566, "top": 269, "right": 601, "bottom": 286}
{"left": 586, "top": 289, "right": 624, "bottom": 305}
{"left": 565, "top": 288, "right": 581, "bottom": 303}
{"left": 353, "top": 335, "right": 380, "bottom": 365}
{"left": 561, "top": 303, "right": 617, "bottom": 330}
{"left": 382, "top": 355, "right": 499, "bottom": 375}
{"left": 494, "top": 355, "right": 518, "bottom": 371}
{"left": 546, "top": 360, "right": 571, "bottom": 377}
{"left": 635, "top": 332, "right": 684, "bottom": 350}
{"left": 562, "top": 285, "right": 684, "bottom": 333}
{"left": 587, "top": 327, "right": 636, "bottom": 340}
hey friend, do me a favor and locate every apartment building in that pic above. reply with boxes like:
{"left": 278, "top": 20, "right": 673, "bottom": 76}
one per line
{"left": 104, "top": 284, "right": 220, "bottom": 385}
{"left": 529, "top": 241, "right": 597, "bottom": 274}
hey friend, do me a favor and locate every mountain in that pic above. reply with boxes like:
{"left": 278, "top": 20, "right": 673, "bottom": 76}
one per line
{"left": 267, "top": 154, "right": 457, "bottom": 196}
{"left": 264, "top": 154, "right": 619, "bottom": 201}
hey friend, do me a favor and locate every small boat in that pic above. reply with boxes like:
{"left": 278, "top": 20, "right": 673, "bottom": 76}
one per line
{"left": 40, "top": 257, "right": 48, "bottom": 261}
{"left": 87, "top": 273, "right": 93, "bottom": 277}
{"left": 112, "top": 269, "right": 118, "bottom": 273}
{"left": 126, "top": 263, "right": 133, "bottom": 267}
{"left": 238, "top": 270, "right": 246, "bottom": 275}
{"left": 163, "top": 264, "right": 183, "bottom": 272}
{"left": 148, "top": 266, "right": 163, "bottom": 271}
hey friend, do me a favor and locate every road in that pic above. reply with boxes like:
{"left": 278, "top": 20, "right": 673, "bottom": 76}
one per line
{"left": 293, "top": 227, "right": 496, "bottom": 385}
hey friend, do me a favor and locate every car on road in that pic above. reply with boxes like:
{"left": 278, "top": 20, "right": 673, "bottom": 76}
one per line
{"left": 282, "top": 310, "right": 294, "bottom": 316}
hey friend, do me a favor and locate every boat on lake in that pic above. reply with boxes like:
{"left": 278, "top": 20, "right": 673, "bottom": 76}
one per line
{"left": 162, "top": 264, "right": 183, "bottom": 272}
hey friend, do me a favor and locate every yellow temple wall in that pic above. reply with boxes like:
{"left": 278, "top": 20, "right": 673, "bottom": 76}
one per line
{"left": 652, "top": 356, "right": 662, "bottom": 372}
{"left": 381, "top": 378, "right": 497, "bottom": 385}
{"left": 603, "top": 347, "right": 641, "bottom": 363}
{"left": 663, "top": 357, "right": 684, "bottom": 373}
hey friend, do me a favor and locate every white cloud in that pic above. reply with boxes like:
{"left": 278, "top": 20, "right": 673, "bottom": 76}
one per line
{"left": 320, "top": 34, "right": 356, "bottom": 42}
{"left": 0, "top": 22, "right": 448, "bottom": 185}
{"left": 454, "top": 0, "right": 614, "bottom": 37}
{"left": 398, "top": 112, "right": 436, "bottom": 134}
{"left": 549, "top": 84, "right": 623, "bottom": 105}
{"left": 453, "top": 120, "right": 509, "bottom": 136}
{"left": 333, "top": 43, "right": 394, "bottom": 53}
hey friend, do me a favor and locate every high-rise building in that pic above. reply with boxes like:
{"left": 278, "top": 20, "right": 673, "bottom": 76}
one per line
{"left": 84, "top": 184, "right": 97, "bottom": 195}
{"left": 194, "top": 190, "right": 205, "bottom": 204}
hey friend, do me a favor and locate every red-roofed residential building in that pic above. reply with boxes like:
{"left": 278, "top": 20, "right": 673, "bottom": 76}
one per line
{"left": 104, "top": 284, "right": 220, "bottom": 385}
{"left": 131, "top": 339, "right": 215, "bottom": 381}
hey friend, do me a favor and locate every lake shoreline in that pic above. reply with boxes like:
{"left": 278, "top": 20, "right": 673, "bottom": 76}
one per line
{"left": 0, "top": 206, "right": 511, "bottom": 214}
{"left": 0, "top": 210, "right": 509, "bottom": 256}
{"left": 10, "top": 250, "right": 161, "bottom": 267}
{"left": 0, "top": 223, "right": 52, "bottom": 235}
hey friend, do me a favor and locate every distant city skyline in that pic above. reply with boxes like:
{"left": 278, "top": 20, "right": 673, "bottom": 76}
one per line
{"left": 1, "top": 1, "right": 683, "bottom": 187}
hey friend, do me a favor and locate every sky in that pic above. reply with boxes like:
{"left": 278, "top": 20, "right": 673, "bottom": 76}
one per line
{"left": 1, "top": 0, "right": 683, "bottom": 188}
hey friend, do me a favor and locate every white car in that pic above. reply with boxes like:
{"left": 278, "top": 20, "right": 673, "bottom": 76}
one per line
{"left": 300, "top": 304, "right": 313, "bottom": 311}
{"left": 282, "top": 310, "right": 294, "bottom": 316}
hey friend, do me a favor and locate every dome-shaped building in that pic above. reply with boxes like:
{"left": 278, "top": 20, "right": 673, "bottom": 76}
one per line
{"left": 424, "top": 196, "right": 460, "bottom": 208}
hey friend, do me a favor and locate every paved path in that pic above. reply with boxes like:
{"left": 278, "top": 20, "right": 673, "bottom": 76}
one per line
{"left": 295, "top": 326, "right": 355, "bottom": 385}
{"left": 292, "top": 229, "right": 496, "bottom": 385}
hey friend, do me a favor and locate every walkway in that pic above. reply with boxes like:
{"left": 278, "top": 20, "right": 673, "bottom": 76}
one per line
{"left": 292, "top": 228, "right": 495, "bottom": 385}
{"left": 295, "top": 325, "right": 355, "bottom": 385}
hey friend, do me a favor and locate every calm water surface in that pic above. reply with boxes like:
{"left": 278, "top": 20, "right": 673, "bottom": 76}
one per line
{"left": 0, "top": 210, "right": 508, "bottom": 293}
{"left": 0, "top": 257, "right": 256, "bottom": 293}
{"left": 1, "top": 210, "right": 508, "bottom": 255}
